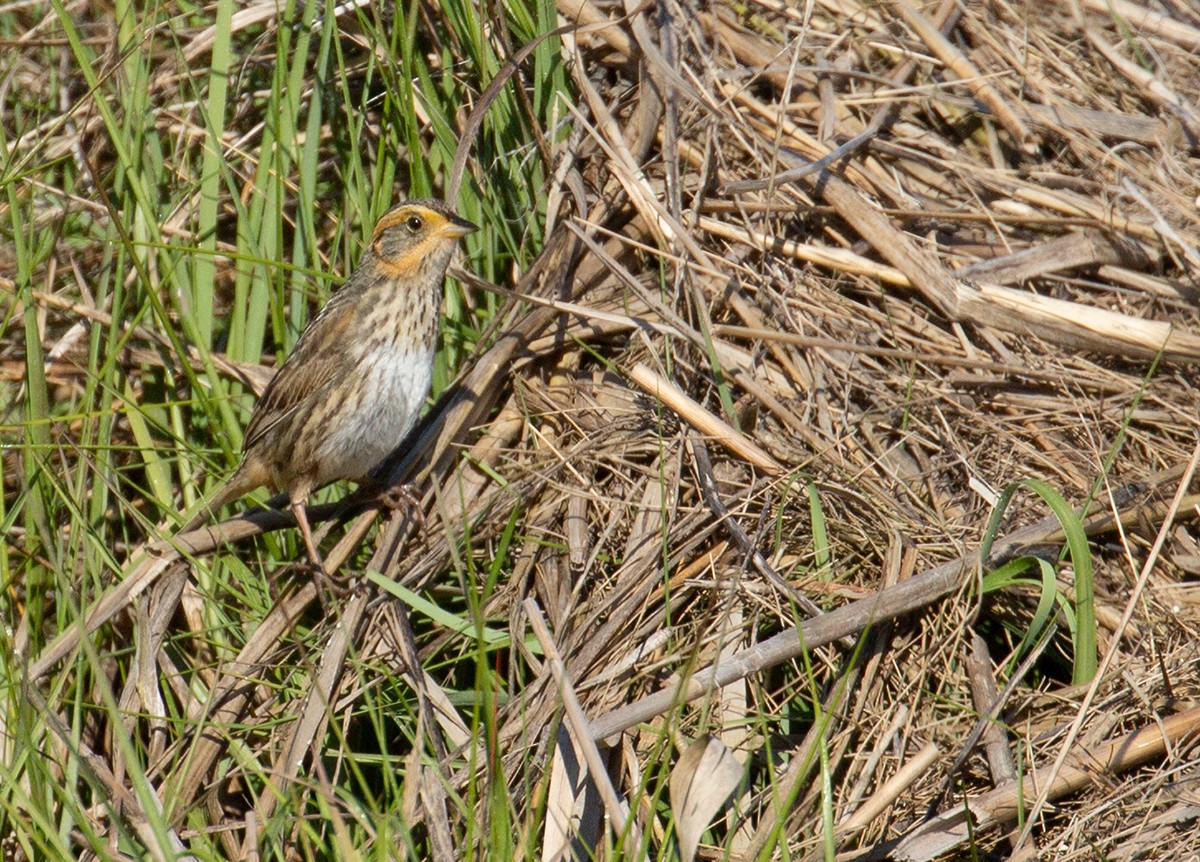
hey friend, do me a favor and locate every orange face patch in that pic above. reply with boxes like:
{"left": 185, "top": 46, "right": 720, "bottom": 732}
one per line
{"left": 373, "top": 205, "right": 450, "bottom": 240}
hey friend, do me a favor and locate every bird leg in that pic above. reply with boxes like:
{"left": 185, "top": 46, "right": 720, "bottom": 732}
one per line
{"left": 290, "top": 499, "right": 325, "bottom": 572}
{"left": 291, "top": 498, "right": 356, "bottom": 599}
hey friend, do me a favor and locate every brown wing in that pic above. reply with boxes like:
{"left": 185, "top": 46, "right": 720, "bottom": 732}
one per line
{"left": 241, "top": 291, "right": 359, "bottom": 454}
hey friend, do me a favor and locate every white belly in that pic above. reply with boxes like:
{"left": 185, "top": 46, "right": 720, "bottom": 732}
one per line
{"left": 313, "top": 343, "right": 435, "bottom": 483}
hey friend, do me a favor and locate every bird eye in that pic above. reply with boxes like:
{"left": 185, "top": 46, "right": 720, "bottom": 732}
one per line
{"left": 405, "top": 215, "right": 423, "bottom": 233}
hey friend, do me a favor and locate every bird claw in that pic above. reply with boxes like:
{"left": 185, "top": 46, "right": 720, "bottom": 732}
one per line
{"left": 379, "top": 484, "right": 425, "bottom": 529}
{"left": 315, "top": 567, "right": 356, "bottom": 599}
{"left": 293, "top": 557, "right": 358, "bottom": 603}
{"left": 289, "top": 533, "right": 356, "bottom": 599}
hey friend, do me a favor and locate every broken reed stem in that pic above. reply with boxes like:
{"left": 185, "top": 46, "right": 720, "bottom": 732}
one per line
{"left": 628, "top": 363, "right": 782, "bottom": 475}
{"left": 893, "top": 704, "right": 1200, "bottom": 860}
{"left": 524, "top": 599, "right": 643, "bottom": 851}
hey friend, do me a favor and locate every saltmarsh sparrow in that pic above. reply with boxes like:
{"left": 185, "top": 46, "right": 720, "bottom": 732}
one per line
{"left": 183, "top": 199, "right": 478, "bottom": 564}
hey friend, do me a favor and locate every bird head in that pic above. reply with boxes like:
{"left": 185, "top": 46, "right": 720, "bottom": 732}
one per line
{"left": 371, "top": 200, "right": 478, "bottom": 278}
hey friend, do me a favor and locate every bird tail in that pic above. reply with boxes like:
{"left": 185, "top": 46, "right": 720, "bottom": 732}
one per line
{"left": 176, "top": 467, "right": 260, "bottom": 537}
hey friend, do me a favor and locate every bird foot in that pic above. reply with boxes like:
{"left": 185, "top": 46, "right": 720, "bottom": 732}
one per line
{"left": 288, "top": 512, "right": 355, "bottom": 598}
{"left": 294, "top": 557, "right": 358, "bottom": 602}
{"left": 378, "top": 484, "right": 426, "bottom": 529}
{"left": 317, "top": 568, "right": 356, "bottom": 599}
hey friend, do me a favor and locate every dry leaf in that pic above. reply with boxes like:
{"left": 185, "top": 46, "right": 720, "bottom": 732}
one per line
{"left": 670, "top": 735, "right": 744, "bottom": 862}
{"left": 542, "top": 726, "right": 602, "bottom": 862}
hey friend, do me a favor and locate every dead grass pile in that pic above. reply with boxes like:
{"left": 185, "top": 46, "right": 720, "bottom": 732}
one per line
{"left": 459, "top": 1, "right": 1200, "bottom": 856}
{"left": 10, "top": 0, "right": 1200, "bottom": 859}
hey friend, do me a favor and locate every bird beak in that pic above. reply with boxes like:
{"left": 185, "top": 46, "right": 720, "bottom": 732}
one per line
{"left": 441, "top": 214, "right": 479, "bottom": 238}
